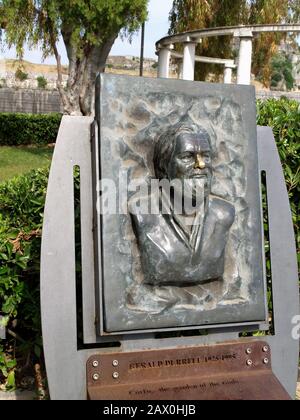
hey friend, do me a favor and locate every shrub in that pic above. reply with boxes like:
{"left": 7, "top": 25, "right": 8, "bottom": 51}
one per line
{"left": 0, "top": 168, "right": 49, "bottom": 390}
{"left": 37, "top": 76, "right": 48, "bottom": 89}
{"left": 0, "top": 113, "right": 62, "bottom": 146}
{"left": 15, "top": 69, "right": 28, "bottom": 82}
{"left": 0, "top": 167, "right": 80, "bottom": 391}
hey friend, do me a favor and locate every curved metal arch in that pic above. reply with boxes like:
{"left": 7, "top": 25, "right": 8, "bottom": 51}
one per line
{"left": 41, "top": 118, "right": 299, "bottom": 399}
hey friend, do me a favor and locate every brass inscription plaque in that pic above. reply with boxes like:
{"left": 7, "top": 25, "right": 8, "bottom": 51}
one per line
{"left": 87, "top": 341, "right": 290, "bottom": 400}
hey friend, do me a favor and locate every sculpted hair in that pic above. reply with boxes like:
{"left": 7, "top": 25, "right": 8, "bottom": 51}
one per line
{"left": 153, "top": 122, "right": 211, "bottom": 180}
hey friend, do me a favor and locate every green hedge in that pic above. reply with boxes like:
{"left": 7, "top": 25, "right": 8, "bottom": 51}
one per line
{"left": 0, "top": 113, "right": 62, "bottom": 146}
{"left": 0, "top": 167, "right": 80, "bottom": 391}
{"left": 0, "top": 168, "right": 50, "bottom": 390}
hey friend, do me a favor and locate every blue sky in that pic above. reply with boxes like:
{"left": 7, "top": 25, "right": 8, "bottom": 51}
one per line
{"left": 1, "top": 0, "right": 174, "bottom": 64}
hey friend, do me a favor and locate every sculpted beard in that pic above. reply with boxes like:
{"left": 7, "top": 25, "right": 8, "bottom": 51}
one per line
{"left": 183, "top": 177, "right": 206, "bottom": 215}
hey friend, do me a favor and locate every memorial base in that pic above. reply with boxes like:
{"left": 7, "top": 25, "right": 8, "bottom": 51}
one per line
{"left": 87, "top": 341, "right": 290, "bottom": 400}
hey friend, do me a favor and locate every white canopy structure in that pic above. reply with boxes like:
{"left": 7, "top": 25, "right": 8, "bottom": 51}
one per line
{"left": 156, "top": 24, "right": 300, "bottom": 85}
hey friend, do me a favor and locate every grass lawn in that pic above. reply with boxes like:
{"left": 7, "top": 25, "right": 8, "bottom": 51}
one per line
{"left": 0, "top": 146, "right": 53, "bottom": 183}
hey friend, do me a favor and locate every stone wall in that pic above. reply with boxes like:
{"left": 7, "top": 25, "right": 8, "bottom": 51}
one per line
{"left": 0, "top": 88, "right": 63, "bottom": 114}
{"left": 0, "top": 87, "right": 299, "bottom": 115}
{"left": 256, "top": 90, "right": 300, "bottom": 102}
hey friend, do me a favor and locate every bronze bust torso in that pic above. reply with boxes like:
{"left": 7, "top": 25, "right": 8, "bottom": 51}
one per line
{"left": 131, "top": 194, "right": 235, "bottom": 286}
{"left": 129, "top": 122, "right": 235, "bottom": 289}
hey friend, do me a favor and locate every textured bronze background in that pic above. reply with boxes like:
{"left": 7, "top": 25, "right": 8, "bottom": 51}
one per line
{"left": 87, "top": 341, "right": 290, "bottom": 400}
{"left": 96, "top": 74, "right": 267, "bottom": 334}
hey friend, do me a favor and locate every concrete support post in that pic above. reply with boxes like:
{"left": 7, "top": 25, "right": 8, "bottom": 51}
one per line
{"left": 224, "top": 63, "right": 235, "bottom": 84}
{"left": 182, "top": 42, "right": 196, "bottom": 81}
{"left": 236, "top": 32, "right": 253, "bottom": 85}
{"left": 157, "top": 47, "right": 172, "bottom": 79}
{"left": 224, "top": 66, "right": 233, "bottom": 84}
{"left": 178, "top": 61, "right": 183, "bottom": 80}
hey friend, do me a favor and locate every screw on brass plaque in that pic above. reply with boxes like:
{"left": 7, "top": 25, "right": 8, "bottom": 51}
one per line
{"left": 263, "top": 358, "right": 269, "bottom": 365}
{"left": 112, "top": 360, "right": 119, "bottom": 367}
{"left": 246, "top": 348, "right": 252, "bottom": 355}
{"left": 112, "top": 372, "right": 119, "bottom": 379}
{"left": 246, "top": 359, "right": 253, "bottom": 366}
{"left": 92, "top": 361, "right": 99, "bottom": 368}
{"left": 263, "top": 346, "right": 269, "bottom": 353}
{"left": 93, "top": 373, "right": 100, "bottom": 381}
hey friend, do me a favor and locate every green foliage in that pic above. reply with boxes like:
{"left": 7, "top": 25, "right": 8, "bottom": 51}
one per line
{"left": 257, "top": 98, "right": 300, "bottom": 256}
{"left": 169, "top": 0, "right": 297, "bottom": 84}
{"left": 271, "top": 53, "right": 295, "bottom": 91}
{"left": 0, "top": 168, "right": 49, "bottom": 390}
{"left": 0, "top": 1, "right": 149, "bottom": 115}
{"left": 0, "top": 344, "right": 17, "bottom": 390}
{"left": 36, "top": 76, "right": 47, "bottom": 89}
{"left": 0, "top": 166, "right": 81, "bottom": 390}
{"left": 0, "top": 168, "right": 48, "bottom": 322}
{"left": 15, "top": 68, "right": 28, "bottom": 82}
{"left": 0, "top": 113, "right": 62, "bottom": 146}
{"left": 169, "top": 0, "right": 248, "bottom": 81}
{"left": 0, "top": 168, "right": 48, "bottom": 228}
{"left": 0, "top": 0, "right": 148, "bottom": 58}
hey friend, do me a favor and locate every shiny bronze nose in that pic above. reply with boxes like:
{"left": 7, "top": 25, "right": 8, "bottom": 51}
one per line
{"left": 194, "top": 154, "right": 206, "bottom": 170}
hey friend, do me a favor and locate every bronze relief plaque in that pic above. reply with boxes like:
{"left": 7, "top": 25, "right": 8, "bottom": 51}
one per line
{"left": 94, "top": 74, "right": 267, "bottom": 334}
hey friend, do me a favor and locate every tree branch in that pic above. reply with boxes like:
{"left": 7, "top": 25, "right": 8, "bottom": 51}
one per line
{"left": 78, "top": 35, "right": 118, "bottom": 115}
{"left": 61, "top": 23, "right": 78, "bottom": 87}
{"left": 46, "top": 18, "right": 71, "bottom": 113}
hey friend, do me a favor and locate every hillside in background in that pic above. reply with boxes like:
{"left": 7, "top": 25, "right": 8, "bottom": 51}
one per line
{"left": 0, "top": 55, "right": 298, "bottom": 94}
{"left": 4, "top": 59, "right": 69, "bottom": 75}
{"left": 0, "top": 56, "right": 166, "bottom": 90}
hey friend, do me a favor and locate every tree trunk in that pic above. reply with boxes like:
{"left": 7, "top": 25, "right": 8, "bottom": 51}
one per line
{"left": 58, "top": 31, "right": 117, "bottom": 116}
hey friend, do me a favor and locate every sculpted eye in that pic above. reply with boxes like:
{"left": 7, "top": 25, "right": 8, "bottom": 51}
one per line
{"left": 179, "top": 153, "right": 194, "bottom": 161}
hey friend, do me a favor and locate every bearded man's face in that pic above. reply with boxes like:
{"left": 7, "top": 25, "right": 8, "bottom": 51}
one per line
{"left": 166, "top": 132, "right": 212, "bottom": 205}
